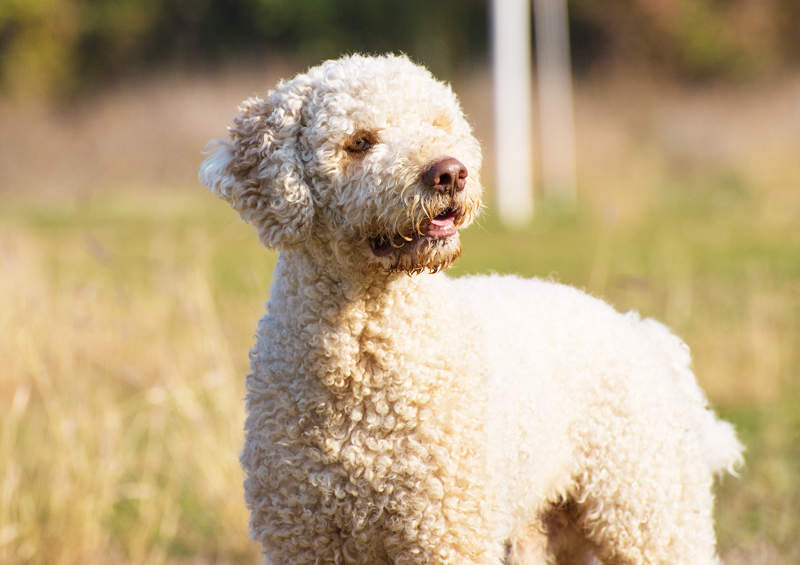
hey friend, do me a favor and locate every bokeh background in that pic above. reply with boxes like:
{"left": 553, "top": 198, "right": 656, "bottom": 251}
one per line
{"left": 1, "top": 1, "right": 798, "bottom": 563}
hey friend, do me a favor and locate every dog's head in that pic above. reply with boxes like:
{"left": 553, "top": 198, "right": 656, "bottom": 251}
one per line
{"left": 200, "top": 54, "right": 482, "bottom": 274}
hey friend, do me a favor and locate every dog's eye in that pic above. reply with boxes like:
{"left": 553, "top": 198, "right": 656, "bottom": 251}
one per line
{"left": 345, "top": 131, "right": 377, "bottom": 154}
{"left": 347, "top": 138, "right": 370, "bottom": 152}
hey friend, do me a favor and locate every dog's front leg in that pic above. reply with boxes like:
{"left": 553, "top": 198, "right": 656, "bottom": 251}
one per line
{"left": 379, "top": 479, "right": 505, "bottom": 565}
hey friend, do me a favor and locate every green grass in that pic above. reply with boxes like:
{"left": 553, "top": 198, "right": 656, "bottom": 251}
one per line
{"left": 0, "top": 181, "right": 797, "bottom": 563}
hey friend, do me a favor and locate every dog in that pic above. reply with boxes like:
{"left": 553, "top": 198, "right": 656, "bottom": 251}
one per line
{"left": 200, "top": 53, "right": 742, "bottom": 564}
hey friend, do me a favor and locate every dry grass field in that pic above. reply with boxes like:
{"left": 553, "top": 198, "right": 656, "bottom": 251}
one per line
{"left": 1, "top": 65, "right": 798, "bottom": 564}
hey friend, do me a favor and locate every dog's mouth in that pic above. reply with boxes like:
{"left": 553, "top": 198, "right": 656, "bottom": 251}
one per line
{"left": 369, "top": 206, "right": 462, "bottom": 258}
{"left": 426, "top": 208, "right": 459, "bottom": 238}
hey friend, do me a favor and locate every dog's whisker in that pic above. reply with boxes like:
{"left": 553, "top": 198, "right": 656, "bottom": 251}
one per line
{"left": 410, "top": 194, "right": 421, "bottom": 220}
{"left": 422, "top": 202, "right": 433, "bottom": 222}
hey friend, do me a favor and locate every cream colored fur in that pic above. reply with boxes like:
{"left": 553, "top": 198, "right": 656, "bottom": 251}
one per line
{"left": 200, "top": 54, "right": 743, "bottom": 565}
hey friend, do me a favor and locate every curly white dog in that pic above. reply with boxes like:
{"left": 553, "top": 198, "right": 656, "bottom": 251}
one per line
{"left": 200, "top": 54, "right": 743, "bottom": 565}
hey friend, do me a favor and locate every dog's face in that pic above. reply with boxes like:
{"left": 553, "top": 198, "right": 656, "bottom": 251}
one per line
{"left": 200, "top": 54, "right": 482, "bottom": 275}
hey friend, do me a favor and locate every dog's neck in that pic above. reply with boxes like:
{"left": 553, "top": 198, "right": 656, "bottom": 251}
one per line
{"left": 269, "top": 247, "right": 423, "bottom": 329}
{"left": 265, "top": 248, "right": 455, "bottom": 398}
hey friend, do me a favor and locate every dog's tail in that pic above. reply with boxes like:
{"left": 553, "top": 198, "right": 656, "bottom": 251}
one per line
{"left": 699, "top": 412, "right": 745, "bottom": 477}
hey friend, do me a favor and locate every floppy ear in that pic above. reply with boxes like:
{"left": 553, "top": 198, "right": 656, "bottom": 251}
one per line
{"left": 199, "top": 76, "right": 314, "bottom": 249}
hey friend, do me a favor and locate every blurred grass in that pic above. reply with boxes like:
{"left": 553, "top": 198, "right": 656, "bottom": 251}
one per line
{"left": 0, "top": 192, "right": 273, "bottom": 564}
{"left": 0, "top": 176, "right": 797, "bottom": 563}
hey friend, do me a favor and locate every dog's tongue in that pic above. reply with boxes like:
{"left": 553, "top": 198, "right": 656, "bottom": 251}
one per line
{"left": 429, "top": 216, "right": 453, "bottom": 227}
{"left": 425, "top": 215, "right": 457, "bottom": 238}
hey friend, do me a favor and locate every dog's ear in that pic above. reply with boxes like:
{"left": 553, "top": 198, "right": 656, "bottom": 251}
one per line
{"left": 199, "top": 76, "right": 314, "bottom": 249}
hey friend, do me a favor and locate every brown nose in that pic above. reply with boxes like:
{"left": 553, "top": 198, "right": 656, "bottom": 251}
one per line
{"left": 421, "top": 157, "right": 468, "bottom": 192}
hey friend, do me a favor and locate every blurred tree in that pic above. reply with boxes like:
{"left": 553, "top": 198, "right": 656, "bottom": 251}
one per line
{"left": 778, "top": 0, "right": 800, "bottom": 64}
{"left": 0, "top": 0, "right": 81, "bottom": 96}
{"left": 568, "top": 0, "right": 777, "bottom": 80}
{"left": 1, "top": 0, "right": 798, "bottom": 100}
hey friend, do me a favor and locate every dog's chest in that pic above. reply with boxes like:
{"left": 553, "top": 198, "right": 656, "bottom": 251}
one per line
{"left": 247, "top": 306, "right": 489, "bottom": 528}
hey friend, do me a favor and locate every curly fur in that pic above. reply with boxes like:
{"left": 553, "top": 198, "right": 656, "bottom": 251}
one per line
{"left": 200, "top": 54, "right": 743, "bottom": 564}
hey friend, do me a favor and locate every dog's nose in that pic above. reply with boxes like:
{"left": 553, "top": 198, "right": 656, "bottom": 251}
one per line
{"left": 422, "top": 157, "right": 468, "bottom": 192}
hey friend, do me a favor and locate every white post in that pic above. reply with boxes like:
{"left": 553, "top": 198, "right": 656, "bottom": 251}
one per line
{"left": 491, "top": 0, "right": 534, "bottom": 225}
{"left": 533, "top": 0, "right": 577, "bottom": 200}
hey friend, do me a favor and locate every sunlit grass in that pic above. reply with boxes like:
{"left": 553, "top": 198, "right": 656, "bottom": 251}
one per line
{"left": 0, "top": 194, "right": 271, "bottom": 564}
{"left": 0, "top": 179, "right": 798, "bottom": 563}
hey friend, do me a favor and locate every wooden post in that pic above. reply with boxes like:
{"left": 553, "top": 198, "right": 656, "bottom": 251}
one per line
{"left": 533, "top": 0, "right": 577, "bottom": 200}
{"left": 491, "top": 0, "right": 535, "bottom": 225}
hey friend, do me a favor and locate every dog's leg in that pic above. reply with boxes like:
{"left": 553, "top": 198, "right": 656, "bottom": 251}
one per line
{"left": 505, "top": 506, "right": 602, "bottom": 565}
{"left": 379, "top": 491, "right": 506, "bottom": 564}
{"left": 504, "top": 521, "right": 552, "bottom": 565}
{"left": 571, "top": 444, "right": 721, "bottom": 564}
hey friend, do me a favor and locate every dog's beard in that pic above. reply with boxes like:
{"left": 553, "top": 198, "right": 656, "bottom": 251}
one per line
{"left": 375, "top": 233, "right": 462, "bottom": 274}
{"left": 361, "top": 186, "right": 480, "bottom": 274}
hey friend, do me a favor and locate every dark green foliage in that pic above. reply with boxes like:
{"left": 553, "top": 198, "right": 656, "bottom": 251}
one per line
{"left": 0, "top": 0, "right": 488, "bottom": 97}
{"left": 1, "top": 0, "right": 799, "bottom": 98}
